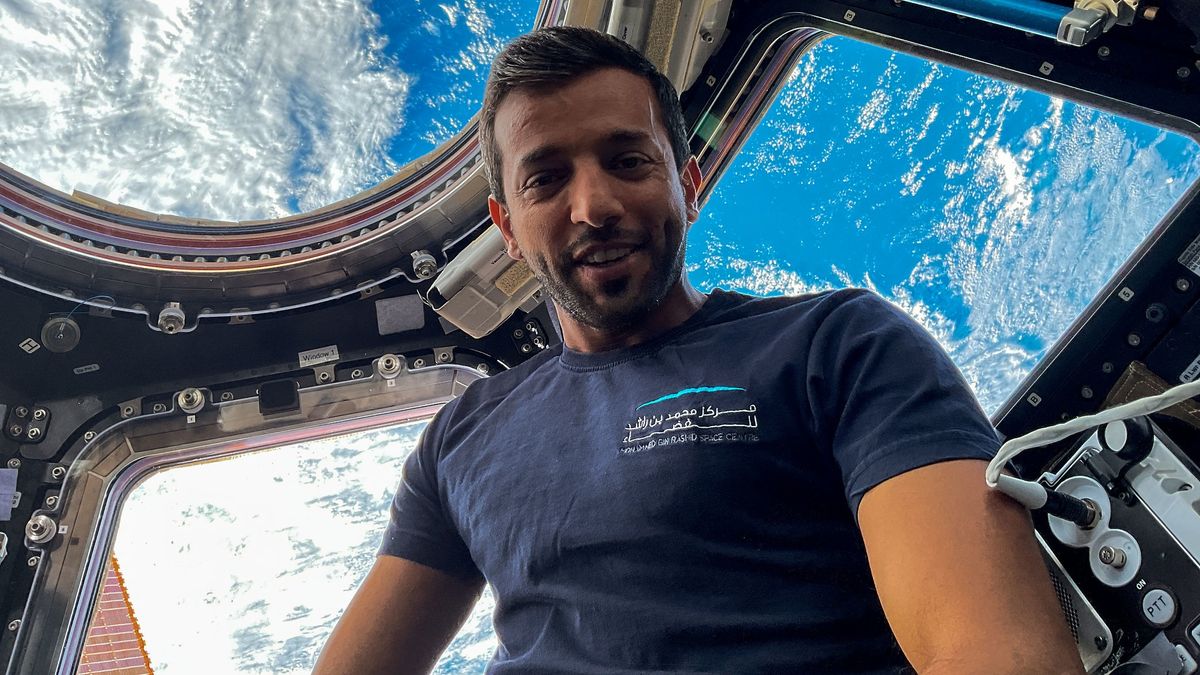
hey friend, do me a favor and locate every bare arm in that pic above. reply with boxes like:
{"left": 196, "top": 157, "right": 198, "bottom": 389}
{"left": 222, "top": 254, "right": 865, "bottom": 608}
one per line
{"left": 858, "top": 459, "right": 1083, "bottom": 674}
{"left": 314, "top": 555, "right": 484, "bottom": 675}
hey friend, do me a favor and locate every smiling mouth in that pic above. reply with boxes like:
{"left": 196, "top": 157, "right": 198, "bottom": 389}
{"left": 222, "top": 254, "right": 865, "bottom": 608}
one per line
{"left": 578, "top": 246, "right": 636, "bottom": 267}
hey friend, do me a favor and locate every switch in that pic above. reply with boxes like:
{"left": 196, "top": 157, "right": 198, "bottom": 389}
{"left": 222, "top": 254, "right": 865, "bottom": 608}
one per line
{"left": 1177, "top": 643, "right": 1198, "bottom": 675}
{"left": 1142, "top": 587, "right": 1177, "bottom": 628}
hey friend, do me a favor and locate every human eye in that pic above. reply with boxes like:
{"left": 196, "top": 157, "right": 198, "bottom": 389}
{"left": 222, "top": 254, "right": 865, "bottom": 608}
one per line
{"left": 521, "top": 171, "right": 562, "bottom": 192}
{"left": 612, "top": 154, "right": 649, "bottom": 170}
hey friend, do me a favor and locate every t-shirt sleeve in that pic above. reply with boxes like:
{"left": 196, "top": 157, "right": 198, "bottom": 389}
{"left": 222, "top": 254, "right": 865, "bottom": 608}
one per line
{"left": 379, "top": 404, "right": 482, "bottom": 582}
{"left": 807, "top": 291, "right": 1000, "bottom": 518}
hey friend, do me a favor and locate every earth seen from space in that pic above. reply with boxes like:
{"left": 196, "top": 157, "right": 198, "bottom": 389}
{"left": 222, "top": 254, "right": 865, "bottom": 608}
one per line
{"left": 1, "top": 1, "right": 1197, "bottom": 673}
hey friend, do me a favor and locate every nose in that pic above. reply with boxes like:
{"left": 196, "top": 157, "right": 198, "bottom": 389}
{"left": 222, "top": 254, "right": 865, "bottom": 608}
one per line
{"left": 567, "top": 162, "right": 625, "bottom": 229}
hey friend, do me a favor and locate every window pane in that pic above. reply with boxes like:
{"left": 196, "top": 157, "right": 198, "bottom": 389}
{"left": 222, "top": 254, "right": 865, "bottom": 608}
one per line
{"left": 79, "top": 418, "right": 498, "bottom": 674}
{"left": 690, "top": 37, "right": 1200, "bottom": 412}
{"left": 0, "top": 2, "right": 539, "bottom": 220}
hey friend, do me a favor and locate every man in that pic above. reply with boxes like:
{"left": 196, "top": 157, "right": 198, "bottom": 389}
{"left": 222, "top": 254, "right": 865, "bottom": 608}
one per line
{"left": 316, "top": 26, "right": 1081, "bottom": 674}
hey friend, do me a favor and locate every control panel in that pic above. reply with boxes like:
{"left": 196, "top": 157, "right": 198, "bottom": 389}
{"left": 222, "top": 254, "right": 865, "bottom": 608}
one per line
{"left": 1036, "top": 419, "right": 1200, "bottom": 674}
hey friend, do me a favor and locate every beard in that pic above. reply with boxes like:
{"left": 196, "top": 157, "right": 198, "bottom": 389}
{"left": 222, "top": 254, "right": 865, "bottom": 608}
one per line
{"left": 525, "top": 216, "right": 687, "bottom": 334}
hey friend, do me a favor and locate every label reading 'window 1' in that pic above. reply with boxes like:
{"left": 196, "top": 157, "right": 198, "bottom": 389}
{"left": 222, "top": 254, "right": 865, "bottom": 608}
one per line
{"left": 298, "top": 345, "right": 340, "bottom": 368}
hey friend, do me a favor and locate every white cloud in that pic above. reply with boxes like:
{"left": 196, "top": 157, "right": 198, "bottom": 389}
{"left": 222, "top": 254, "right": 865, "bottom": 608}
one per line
{"left": 0, "top": 0, "right": 414, "bottom": 220}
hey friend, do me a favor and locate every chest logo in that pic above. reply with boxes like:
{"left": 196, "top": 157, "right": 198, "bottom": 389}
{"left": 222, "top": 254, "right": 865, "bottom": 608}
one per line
{"left": 620, "top": 386, "right": 760, "bottom": 455}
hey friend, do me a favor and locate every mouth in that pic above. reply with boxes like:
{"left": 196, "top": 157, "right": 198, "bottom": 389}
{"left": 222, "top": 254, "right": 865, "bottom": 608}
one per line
{"left": 575, "top": 245, "right": 638, "bottom": 268}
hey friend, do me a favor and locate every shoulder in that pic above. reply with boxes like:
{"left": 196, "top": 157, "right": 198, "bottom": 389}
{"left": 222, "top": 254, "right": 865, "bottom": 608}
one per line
{"left": 700, "top": 286, "right": 897, "bottom": 335}
{"left": 429, "top": 346, "right": 561, "bottom": 431}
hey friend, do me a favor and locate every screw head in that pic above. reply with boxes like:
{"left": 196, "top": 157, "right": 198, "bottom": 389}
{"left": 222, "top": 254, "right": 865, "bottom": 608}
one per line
{"left": 1081, "top": 386, "right": 1094, "bottom": 400}
{"left": 437, "top": 352, "right": 451, "bottom": 363}
{"left": 520, "top": 344, "right": 532, "bottom": 354}
{"left": 51, "top": 466, "right": 65, "bottom": 479}
{"left": 1101, "top": 362, "right": 1114, "bottom": 374}
{"left": 220, "top": 392, "right": 233, "bottom": 401}
{"left": 84, "top": 431, "right": 96, "bottom": 441}
{"left": 1097, "top": 46, "right": 1111, "bottom": 58}
{"left": 477, "top": 363, "right": 491, "bottom": 374}
{"left": 26, "top": 557, "right": 37, "bottom": 567}
{"left": 525, "top": 321, "right": 537, "bottom": 333}
{"left": 152, "top": 403, "right": 166, "bottom": 413}
{"left": 1127, "top": 333, "right": 1142, "bottom": 347}
{"left": 1094, "top": 635, "right": 1107, "bottom": 650}
{"left": 122, "top": 406, "right": 134, "bottom": 417}
{"left": 512, "top": 329, "right": 525, "bottom": 339}
{"left": 413, "top": 358, "right": 426, "bottom": 368}
{"left": 318, "top": 372, "right": 330, "bottom": 382}
{"left": 13, "top": 407, "right": 28, "bottom": 419}
{"left": 46, "top": 496, "right": 58, "bottom": 508}
{"left": 1177, "top": 278, "right": 1192, "bottom": 292}
{"left": 26, "top": 427, "right": 41, "bottom": 440}
{"left": 1178, "top": 66, "right": 1192, "bottom": 79}
{"left": 7, "top": 620, "right": 18, "bottom": 631}
{"left": 9, "top": 425, "right": 23, "bottom": 437}
{"left": 31, "top": 408, "right": 46, "bottom": 420}
{"left": 7, "top": 459, "right": 20, "bottom": 468}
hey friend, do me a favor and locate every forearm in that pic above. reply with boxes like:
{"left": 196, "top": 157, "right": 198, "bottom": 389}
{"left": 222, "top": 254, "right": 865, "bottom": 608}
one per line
{"left": 919, "top": 651, "right": 1085, "bottom": 675}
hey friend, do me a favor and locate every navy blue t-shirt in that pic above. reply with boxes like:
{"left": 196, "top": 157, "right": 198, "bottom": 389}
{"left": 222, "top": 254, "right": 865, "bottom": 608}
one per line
{"left": 381, "top": 289, "right": 998, "bottom": 673}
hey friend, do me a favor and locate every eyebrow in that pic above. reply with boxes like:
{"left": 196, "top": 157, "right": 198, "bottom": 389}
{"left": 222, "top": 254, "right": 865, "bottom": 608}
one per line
{"left": 515, "top": 129, "right": 656, "bottom": 171}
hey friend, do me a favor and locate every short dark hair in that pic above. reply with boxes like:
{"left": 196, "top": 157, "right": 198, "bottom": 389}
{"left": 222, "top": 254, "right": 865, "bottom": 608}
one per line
{"left": 479, "top": 25, "right": 691, "bottom": 204}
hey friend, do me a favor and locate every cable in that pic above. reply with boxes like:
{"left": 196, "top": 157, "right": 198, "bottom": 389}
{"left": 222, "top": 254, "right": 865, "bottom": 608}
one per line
{"left": 986, "top": 379, "right": 1200, "bottom": 486}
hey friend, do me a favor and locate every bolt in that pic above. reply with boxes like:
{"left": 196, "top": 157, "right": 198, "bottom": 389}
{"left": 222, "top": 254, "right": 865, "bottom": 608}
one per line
{"left": 1176, "top": 278, "right": 1191, "bottom": 292}
{"left": 26, "top": 557, "right": 37, "bottom": 567}
{"left": 437, "top": 352, "right": 451, "bottom": 363}
{"left": 1094, "top": 635, "right": 1107, "bottom": 650}
{"left": 351, "top": 369, "right": 363, "bottom": 378}
{"left": 51, "top": 466, "right": 65, "bottom": 480}
{"left": 318, "top": 372, "right": 330, "bottom": 383}
{"left": 7, "top": 459, "right": 20, "bottom": 469}
{"left": 220, "top": 392, "right": 233, "bottom": 401}
{"left": 46, "top": 496, "right": 58, "bottom": 508}
{"left": 152, "top": 403, "right": 166, "bottom": 413}
{"left": 122, "top": 406, "right": 134, "bottom": 417}
{"left": 13, "top": 407, "right": 28, "bottom": 419}
{"left": 1098, "top": 545, "right": 1127, "bottom": 568}
{"left": 32, "top": 408, "right": 46, "bottom": 421}
{"left": 477, "top": 363, "right": 491, "bottom": 374}
{"left": 1178, "top": 67, "right": 1192, "bottom": 79}
{"left": 1097, "top": 46, "right": 1111, "bottom": 58}
{"left": 84, "top": 431, "right": 96, "bottom": 441}
{"left": 1081, "top": 386, "right": 1094, "bottom": 400}
{"left": 26, "top": 427, "right": 41, "bottom": 440}
{"left": 413, "top": 358, "right": 426, "bottom": 368}
{"left": 9, "top": 425, "right": 22, "bottom": 437}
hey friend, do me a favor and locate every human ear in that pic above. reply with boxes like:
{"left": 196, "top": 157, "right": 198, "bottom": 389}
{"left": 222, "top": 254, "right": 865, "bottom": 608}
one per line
{"left": 488, "top": 195, "right": 523, "bottom": 261}
{"left": 681, "top": 156, "right": 702, "bottom": 224}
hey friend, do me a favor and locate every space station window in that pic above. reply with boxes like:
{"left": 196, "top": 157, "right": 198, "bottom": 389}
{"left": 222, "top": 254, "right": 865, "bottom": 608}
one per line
{"left": 0, "top": 3, "right": 539, "bottom": 221}
{"left": 690, "top": 35, "right": 1200, "bottom": 414}
{"left": 74, "top": 418, "right": 495, "bottom": 675}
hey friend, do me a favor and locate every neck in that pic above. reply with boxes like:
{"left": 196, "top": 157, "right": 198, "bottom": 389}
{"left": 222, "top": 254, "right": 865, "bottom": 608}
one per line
{"left": 556, "top": 278, "right": 706, "bottom": 353}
